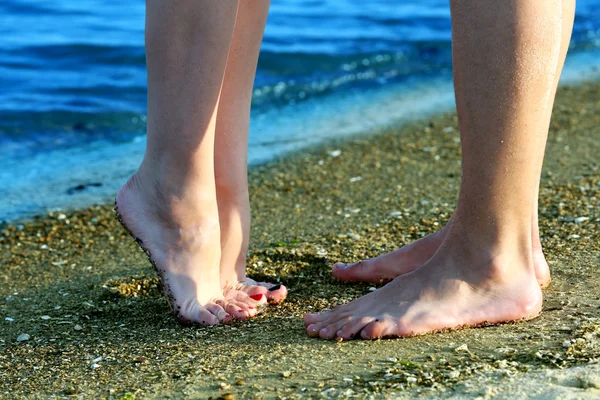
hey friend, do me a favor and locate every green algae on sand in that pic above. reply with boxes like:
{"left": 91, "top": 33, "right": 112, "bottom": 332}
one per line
{"left": 1, "top": 83, "right": 600, "bottom": 399}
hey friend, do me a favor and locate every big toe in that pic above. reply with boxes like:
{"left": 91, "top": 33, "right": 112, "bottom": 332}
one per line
{"left": 265, "top": 283, "right": 288, "bottom": 304}
{"left": 236, "top": 279, "right": 288, "bottom": 304}
{"left": 331, "top": 260, "right": 387, "bottom": 284}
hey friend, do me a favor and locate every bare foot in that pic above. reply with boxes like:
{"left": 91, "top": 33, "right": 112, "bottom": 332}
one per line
{"left": 116, "top": 173, "right": 262, "bottom": 325}
{"left": 217, "top": 186, "right": 288, "bottom": 305}
{"left": 332, "top": 219, "right": 551, "bottom": 288}
{"left": 305, "top": 238, "right": 543, "bottom": 340}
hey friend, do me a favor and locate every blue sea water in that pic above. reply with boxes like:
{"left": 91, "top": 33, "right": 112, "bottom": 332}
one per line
{"left": 1, "top": 0, "right": 600, "bottom": 221}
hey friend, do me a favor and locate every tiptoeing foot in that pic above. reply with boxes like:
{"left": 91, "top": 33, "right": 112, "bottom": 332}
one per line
{"left": 116, "top": 173, "right": 262, "bottom": 325}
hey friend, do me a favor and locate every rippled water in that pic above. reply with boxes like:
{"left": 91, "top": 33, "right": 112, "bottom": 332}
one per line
{"left": 1, "top": 0, "right": 600, "bottom": 221}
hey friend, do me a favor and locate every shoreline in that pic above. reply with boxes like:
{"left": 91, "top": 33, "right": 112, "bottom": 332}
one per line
{"left": 2, "top": 51, "right": 600, "bottom": 225}
{"left": 1, "top": 82, "right": 599, "bottom": 398}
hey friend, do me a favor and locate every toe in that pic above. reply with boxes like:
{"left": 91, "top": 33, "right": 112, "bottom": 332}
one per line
{"left": 306, "top": 323, "right": 322, "bottom": 337}
{"left": 174, "top": 300, "right": 220, "bottom": 326}
{"left": 238, "top": 279, "right": 288, "bottom": 304}
{"left": 336, "top": 316, "right": 376, "bottom": 340}
{"left": 229, "top": 299, "right": 257, "bottom": 318}
{"left": 332, "top": 259, "right": 383, "bottom": 283}
{"left": 235, "top": 282, "right": 268, "bottom": 298}
{"left": 360, "top": 318, "right": 414, "bottom": 339}
{"left": 225, "top": 289, "right": 267, "bottom": 308}
{"left": 304, "top": 311, "right": 331, "bottom": 326}
{"left": 216, "top": 299, "right": 250, "bottom": 321}
{"left": 205, "top": 303, "right": 232, "bottom": 323}
{"left": 319, "top": 316, "right": 354, "bottom": 339}
{"left": 195, "top": 308, "right": 220, "bottom": 326}
{"left": 304, "top": 307, "right": 350, "bottom": 337}
{"left": 265, "top": 283, "right": 287, "bottom": 304}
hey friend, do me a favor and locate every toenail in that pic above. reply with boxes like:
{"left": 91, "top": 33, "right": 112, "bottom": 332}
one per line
{"left": 334, "top": 263, "right": 347, "bottom": 269}
{"left": 250, "top": 294, "right": 264, "bottom": 301}
{"left": 268, "top": 284, "right": 281, "bottom": 292}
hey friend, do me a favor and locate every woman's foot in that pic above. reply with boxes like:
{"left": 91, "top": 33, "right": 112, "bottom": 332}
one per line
{"left": 305, "top": 231, "right": 543, "bottom": 340}
{"left": 332, "top": 218, "right": 551, "bottom": 288}
{"left": 216, "top": 187, "right": 288, "bottom": 305}
{"left": 116, "top": 172, "right": 262, "bottom": 326}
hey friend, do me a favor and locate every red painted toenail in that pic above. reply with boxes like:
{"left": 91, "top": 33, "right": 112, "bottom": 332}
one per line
{"left": 224, "top": 315, "right": 232, "bottom": 321}
{"left": 250, "top": 294, "right": 264, "bottom": 301}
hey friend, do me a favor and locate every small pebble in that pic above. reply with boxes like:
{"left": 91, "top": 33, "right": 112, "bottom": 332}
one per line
{"left": 17, "top": 333, "right": 30, "bottom": 342}
{"left": 455, "top": 344, "right": 469, "bottom": 352}
{"left": 406, "top": 376, "right": 417, "bottom": 384}
{"left": 446, "top": 370, "right": 460, "bottom": 379}
{"left": 5, "top": 317, "right": 14, "bottom": 322}
{"left": 40, "top": 315, "right": 51, "bottom": 320}
{"left": 63, "top": 387, "right": 78, "bottom": 395}
{"left": 329, "top": 150, "right": 342, "bottom": 157}
{"left": 74, "top": 325, "right": 83, "bottom": 331}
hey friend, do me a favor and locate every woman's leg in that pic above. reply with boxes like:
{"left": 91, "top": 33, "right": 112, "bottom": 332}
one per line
{"left": 331, "top": 0, "right": 576, "bottom": 288}
{"left": 306, "top": 0, "right": 562, "bottom": 339}
{"left": 116, "top": 0, "right": 262, "bottom": 326}
{"left": 215, "top": 1, "right": 288, "bottom": 304}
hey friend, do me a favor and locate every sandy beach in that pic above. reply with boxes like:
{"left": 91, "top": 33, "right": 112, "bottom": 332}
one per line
{"left": 1, "top": 82, "right": 599, "bottom": 399}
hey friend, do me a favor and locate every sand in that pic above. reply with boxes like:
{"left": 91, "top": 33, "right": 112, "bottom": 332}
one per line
{"left": 0, "top": 83, "right": 599, "bottom": 399}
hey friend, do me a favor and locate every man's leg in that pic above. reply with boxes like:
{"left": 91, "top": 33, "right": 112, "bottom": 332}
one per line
{"left": 306, "top": 0, "right": 562, "bottom": 339}
{"left": 331, "top": 0, "right": 576, "bottom": 288}
{"left": 116, "top": 1, "right": 262, "bottom": 326}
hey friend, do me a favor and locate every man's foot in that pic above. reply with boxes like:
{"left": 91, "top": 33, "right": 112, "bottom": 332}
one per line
{"left": 116, "top": 173, "right": 263, "bottom": 326}
{"left": 216, "top": 188, "right": 288, "bottom": 305}
{"left": 305, "top": 238, "right": 543, "bottom": 340}
{"left": 332, "top": 220, "right": 551, "bottom": 288}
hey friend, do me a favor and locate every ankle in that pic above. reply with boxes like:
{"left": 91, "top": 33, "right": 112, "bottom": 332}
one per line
{"left": 123, "top": 168, "right": 218, "bottom": 228}
{"left": 441, "top": 225, "right": 535, "bottom": 283}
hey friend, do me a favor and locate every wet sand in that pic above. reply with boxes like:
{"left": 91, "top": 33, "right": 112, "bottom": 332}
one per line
{"left": 1, "top": 83, "right": 599, "bottom": 399}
